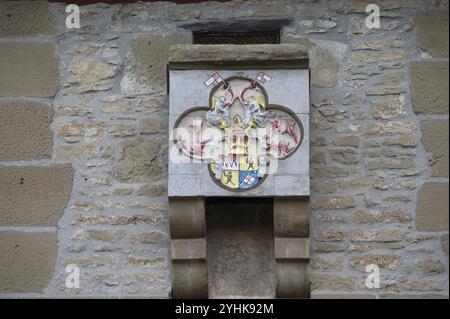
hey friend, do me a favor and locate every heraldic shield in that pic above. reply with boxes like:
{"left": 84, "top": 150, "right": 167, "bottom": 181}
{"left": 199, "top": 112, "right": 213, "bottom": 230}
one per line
{"left": 173, "top": 74, "right": 304, "bottom": 192}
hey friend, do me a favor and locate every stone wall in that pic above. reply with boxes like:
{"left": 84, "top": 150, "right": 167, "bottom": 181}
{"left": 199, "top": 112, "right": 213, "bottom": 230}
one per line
{"left": 0, "top": 0, "right": 448, "bottom": 298}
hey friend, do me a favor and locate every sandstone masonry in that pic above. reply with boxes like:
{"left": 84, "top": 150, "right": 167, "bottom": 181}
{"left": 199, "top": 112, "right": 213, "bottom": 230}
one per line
{"left": 0, "top": 0, "right": 448, "bottom": 299}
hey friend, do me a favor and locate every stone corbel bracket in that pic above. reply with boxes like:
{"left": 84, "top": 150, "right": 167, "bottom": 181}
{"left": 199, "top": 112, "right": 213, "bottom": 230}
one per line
{"left": 168, "top": 44, "right": 310, "bottom": 298}
{"left": 170, "top": 198, "right": 208, "bottom": 298}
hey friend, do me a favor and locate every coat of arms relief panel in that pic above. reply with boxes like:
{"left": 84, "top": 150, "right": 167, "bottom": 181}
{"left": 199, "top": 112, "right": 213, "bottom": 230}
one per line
{"left": 169, "top": 69, "right": 309, "bottom": 196}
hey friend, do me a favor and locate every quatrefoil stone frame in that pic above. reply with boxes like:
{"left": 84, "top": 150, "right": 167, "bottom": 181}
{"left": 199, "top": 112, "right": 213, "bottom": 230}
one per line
{"left": 172, "top": 75, "right": 305, "bottom": 192}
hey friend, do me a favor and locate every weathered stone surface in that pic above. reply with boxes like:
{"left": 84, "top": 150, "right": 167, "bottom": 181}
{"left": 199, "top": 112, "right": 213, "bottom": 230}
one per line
{"left": 72, "top": 214, "right": 159, "bottom": 225}
{"left": 0, "top": 232, "right": 57, "bottom": 292}
{"left": 282, "top": 36, "right": 347, "bottom": 87}
{"left": 415, "top": 10, "right": 449, "bottom": 57}
{"left": 170, "top": 198, "right": 205, "bottom": 239}
{"left": 442, "top": 234, "right": 449, "bottom": 255}
{"left": 171, "top": 239, "right": 206, "bottom": 260}
{"left": 276, "top": 260, "right": 309, "bottom": 298}
{"left": 352, "top": 37, "right": 405, "bottom": 51}
{"left": 416, "top": 182, "right": 449, "bottom": 231}
{"left": 311, "top": 164, "right": 349, "bottom": 178}
{"left": 372, "top": 96, "right": 406, "bottom": 119}
{"left": 169, "top": 43, "right": 308, "bottom": 63}
{"left": 0, "top": 165, "right": 74, "bottom": 226}
{"left": 371, "top": 70, "right": 405, "bottom": 86}
{"left": 421, "top": 120, "right": 449, "bottom": 177}
{"left": 410, "top": 61, "right": 449, "bottom": 114}
{"left": 101, "top": 104, "right": 130, "bottom": 113}
{"left": 311, "top": 274, "right": 356, "bottom": 290}
{"left": 417, "top": 258, "right": 445, "bottom": 274}
{"left": 365, "top": 121, "right": 416, "bottom": 135}
{"left": 88, "top": 229, "right": 126, "bottom": 242}
{"left": 314, "top": 228, "right": 345, "bottom": 242}
{"left": 367, "top": 87, "right": 404, "bottom": 96}
{"left": 348, "top": 0, "right": 416, "bottom": 12}
{"left": 332, "top": 136, "right": 359, "bottom": 147}
{"left": 127, "top": 256, "right": 165, "bottom": 266}
{"left": 138, "top": 184, "right": 166, "bottom": 197}
{"left": 312, "top": 177, "right": 372, "bottom": 193}
{"left": 382, "top": 136, "right": 417, "bottom": 147}
{"left": 351, "top": 51, "right": 407, "bottom": 63}
{"left": 0, "top": 1, "right": 56, "bottom": 37}
{"left": 172, "top": 260, "right": 208, "bottom": 298}
{"left": 207, "top": 205, "right": 275, "bottom": 298}
{"left": 56, "top": 122, "right": 85, "bottom": 142}
{"left": 350, "top": 254, "right": 399, "bottom": 270}
{"left": 108, "top": 124, "right": 136, "bottom": 137}
{"left": 330, "top": 148, "right": 359, "bottom": 164}
{"left": 349, "top": 229, "right": 403, "bottom": 242}
{"left": 400, "top": 278, "right": 442, "bottom": 291}
{"left": 121, "top": 34, "right": 192, "bottom": 95}
{"left": 140, "top": 116, "right": 166, "bottom": 134}
{"left": 312, "top": 196, "right": 356, "bottom": 210}
{"left": 310, "top": 256, "right": 344, "bottom": 271}
{"left": 353, "top": 210, "right": 411, "bottom": 224}
{"left": 275, "top": 238, "right": 309, "bottom": 259}
{"left": 364, "top": 148, "right": 414, "bottom": 158}
{"left": 56, "top": 104, "right": 94, "bottom": 117}
{"left": 68, "top": 57, "right": 116, "bottom": 93}
{"left": 274, "top": 197, "right": 310, "bottom": 237}
{"left": 129, "top": 232, "right": 164, "bottom": 244}
{"left": 56, "top": 144, "right": 99, "bottom": 160}
{"left": 313, "top": 242, "right": 347, "bottom": 253}
{"left": 64, "top": 256, "right": 112, "bottom": 267}
{"left": 116, "top": 137, "right": 162, "bottom": 183}
{"left": 368, "top": 159, "right": 415, "bottom": 170}
{"left": 311, "top": 151, "right": 326, "bottom": 163}
{"left": 0, "top": 100, "right": 53, "bottom": 161}
{"left": 0, "top": 42, "right": 59, "bottom": 97}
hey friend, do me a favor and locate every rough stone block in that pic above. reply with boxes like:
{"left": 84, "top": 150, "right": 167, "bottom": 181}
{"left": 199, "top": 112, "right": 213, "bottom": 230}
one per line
{"left": 421, "top": 120, "right": 449, "bottom": 177}
{"left": 410, "top": 61, "right": 449, "bottom": 114}
{"left": 281, "top": 36, "right": 347, "bottom": 88}
{"left": 169, "top": 198, "right": 205, "bottom": 239}
{"left": 0, "top": 165, "right": 74, "bottom": 226}
{"left": 67, "top": 57, "right": 116, "bottom": 93}
{"left": 116, "top": 137, "right": 162, "bottom": 183}
{"left": 0, "top": 232, "right": 57, "bottom": 292}
{"left": 0, "top": 1, "right": 56, "bottom": 37}
{"left": 416, "top": 182, "right": 449, "bottom": 231}
{"left": 0, "top": 42, "right": 59, "bottom": 97}
{"left": 274, "top": 197, "right": 310, "bottom": 237}
{"left": 415, "top": 10, "right": 449, "bottom": 57}
{"left": 121, "top": 33, "right": 192, "bottom": 95}
{"left": 0, "top": 100, "right": 53, "bottom": 161}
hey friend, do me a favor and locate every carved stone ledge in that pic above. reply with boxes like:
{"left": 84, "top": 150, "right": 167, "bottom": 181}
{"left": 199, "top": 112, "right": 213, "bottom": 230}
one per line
{"left": 168, "top": 44, "right": 309, "bottom": 69}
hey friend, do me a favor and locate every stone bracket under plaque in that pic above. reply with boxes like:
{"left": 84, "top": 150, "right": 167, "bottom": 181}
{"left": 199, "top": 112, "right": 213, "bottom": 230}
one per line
{"left": 168, "top": 44, "right": 310, "bottom": 298}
